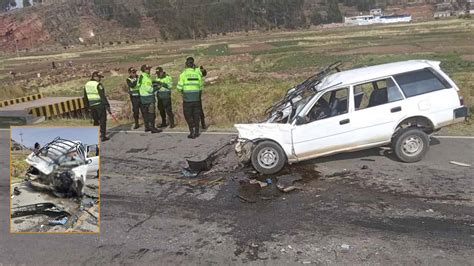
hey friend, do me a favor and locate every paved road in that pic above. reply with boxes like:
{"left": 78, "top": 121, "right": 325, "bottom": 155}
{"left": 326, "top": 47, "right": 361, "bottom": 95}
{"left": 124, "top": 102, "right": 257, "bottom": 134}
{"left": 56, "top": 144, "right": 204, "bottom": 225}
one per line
{"left": 0, "top": 129, "right": 473, "bottom": 264}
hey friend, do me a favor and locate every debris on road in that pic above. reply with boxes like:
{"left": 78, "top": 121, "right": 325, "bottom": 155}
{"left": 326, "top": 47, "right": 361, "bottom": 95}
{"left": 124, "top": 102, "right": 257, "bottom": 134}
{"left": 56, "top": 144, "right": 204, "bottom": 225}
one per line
{"left": 49, "top": 216, "right": 68, "bottom": 226}
{"left": 249, "top": 179, "right": 268, "bottom": 188}
{"left": 234, "top": 194, "right": 256, "bottom": 203}
{"left": 13, "top": 187, "right": 21, "bottom": 195}
{"left": 208, "top": 176, "right": 225, "bottom": 185}
{"left": 276, "top": 174, "right": 303, "bottom": 192}
{"left": 181, "top": 168, "right": 199, "bottom": 178}
{"left": 426, "top": 209, "right": 434, "bottom": 213}
{"left": 187, "top": 140, "right": 235, "bottom": 172}
{"left": 449, "top": 161, "right": 471, "bottom": 167}
{"left": 341, "top": 244, "right": 350, "bottom": 250}
{"left": 361, "top": 165, "right": 369, "bottom": 170}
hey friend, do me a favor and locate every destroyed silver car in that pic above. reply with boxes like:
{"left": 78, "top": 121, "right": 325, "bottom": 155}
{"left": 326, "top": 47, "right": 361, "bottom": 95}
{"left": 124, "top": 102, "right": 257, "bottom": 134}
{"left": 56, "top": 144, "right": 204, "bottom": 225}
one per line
{"left": 235, "top": 60, "right": 468, "bottom": 174}
{"left": 25, "top": 137, "right": 99, "bottom": 197}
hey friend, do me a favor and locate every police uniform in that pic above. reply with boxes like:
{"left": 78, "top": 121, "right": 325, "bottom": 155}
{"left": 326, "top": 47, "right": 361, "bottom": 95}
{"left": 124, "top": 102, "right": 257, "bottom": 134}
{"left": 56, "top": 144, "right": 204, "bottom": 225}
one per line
{"left": 126, "top": 70, "right": 141, "bottom": 129}
{"left": 155, "top": 70, "right": 175, "bottom": 128}
{"left": 177, "top": 67, "right": 203, "bottom": 138}
{"left": 84, "top": 73, "right": 110, "bottom": 141}
{"left": 139, "top": 67, "right": 161, "bottom": 133}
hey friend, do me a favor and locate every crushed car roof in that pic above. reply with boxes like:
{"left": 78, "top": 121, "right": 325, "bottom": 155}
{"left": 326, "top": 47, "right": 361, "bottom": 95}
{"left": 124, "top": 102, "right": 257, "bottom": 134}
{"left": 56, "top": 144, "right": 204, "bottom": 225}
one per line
{"left": 318, "top": 60, "right": 441, "bottom": 89}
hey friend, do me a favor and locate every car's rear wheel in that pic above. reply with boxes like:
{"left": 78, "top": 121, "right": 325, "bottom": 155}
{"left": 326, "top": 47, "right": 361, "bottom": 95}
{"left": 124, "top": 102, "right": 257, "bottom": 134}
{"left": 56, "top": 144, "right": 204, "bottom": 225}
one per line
{"left": 392, "top": 128, "right": 429, "bottom": 163}
{"left": 251, "top": 141, "right": 286, "bottom": 175}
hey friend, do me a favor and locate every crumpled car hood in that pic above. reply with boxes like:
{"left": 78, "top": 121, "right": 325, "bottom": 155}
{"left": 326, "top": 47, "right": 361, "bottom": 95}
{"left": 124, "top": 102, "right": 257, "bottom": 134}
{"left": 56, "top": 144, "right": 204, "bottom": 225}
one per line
{"left": 235, "top": 123, "right": 293, "bottom": 141}
{"left": 26, "top": 153, "right": 56, "bottom": 175}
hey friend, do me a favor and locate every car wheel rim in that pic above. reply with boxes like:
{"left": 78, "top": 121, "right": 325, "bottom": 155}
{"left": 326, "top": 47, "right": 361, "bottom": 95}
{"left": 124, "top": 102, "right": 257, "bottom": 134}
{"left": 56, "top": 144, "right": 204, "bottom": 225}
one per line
{"left": 402, "top": 135, "right": 423, "bottom": 157}
{"left": 257, "top": 148, "right": 279, "bottom": 169}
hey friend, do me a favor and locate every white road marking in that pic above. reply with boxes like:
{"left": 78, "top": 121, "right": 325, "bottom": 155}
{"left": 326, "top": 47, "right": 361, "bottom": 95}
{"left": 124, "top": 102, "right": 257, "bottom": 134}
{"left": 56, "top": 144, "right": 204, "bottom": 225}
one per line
{"left": 108, "top": 130, "right": 237, "bottom": 135}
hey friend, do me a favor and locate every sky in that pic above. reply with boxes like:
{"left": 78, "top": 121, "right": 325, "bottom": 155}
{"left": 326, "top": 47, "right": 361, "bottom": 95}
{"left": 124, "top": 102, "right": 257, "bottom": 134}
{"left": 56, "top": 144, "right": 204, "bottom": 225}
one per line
{"left": 11, "top": 127, "right": 99, "bottom": 147}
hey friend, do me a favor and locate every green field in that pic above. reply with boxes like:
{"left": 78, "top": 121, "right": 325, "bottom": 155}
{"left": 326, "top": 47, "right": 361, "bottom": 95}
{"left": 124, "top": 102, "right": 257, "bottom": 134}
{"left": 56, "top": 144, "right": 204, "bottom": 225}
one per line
{"left": 1, "top": 18, "right": 473, "bottom": 132}
{"left": 11, "top": 151, "right": 30, "bottom": 183}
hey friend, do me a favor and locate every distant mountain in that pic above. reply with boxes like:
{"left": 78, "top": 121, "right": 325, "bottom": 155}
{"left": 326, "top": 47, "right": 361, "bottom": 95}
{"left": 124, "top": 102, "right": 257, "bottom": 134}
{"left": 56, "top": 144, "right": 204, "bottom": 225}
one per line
{"left": 0, "top": 0, "right": 467, "bottom": 52}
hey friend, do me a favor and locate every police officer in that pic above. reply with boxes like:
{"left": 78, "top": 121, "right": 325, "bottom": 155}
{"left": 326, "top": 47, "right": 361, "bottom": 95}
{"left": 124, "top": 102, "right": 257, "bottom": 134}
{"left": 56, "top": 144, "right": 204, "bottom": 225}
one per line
{"left": 185, "top": 57, "right": 208, "bottom": 129}
{"left": 126, "top": 67, "right": 141, "bottom": 129}
{"left": 155, "top": 67, "right": 175, "bottom": 128}
{"left": 177, "top": 58, "right": 203, "bottom": 139}
{"left": 139, "top": 64, "right": 162, "bottom": 134}
{"left": 84, "top": 71, "right": 110, "bottom": 141}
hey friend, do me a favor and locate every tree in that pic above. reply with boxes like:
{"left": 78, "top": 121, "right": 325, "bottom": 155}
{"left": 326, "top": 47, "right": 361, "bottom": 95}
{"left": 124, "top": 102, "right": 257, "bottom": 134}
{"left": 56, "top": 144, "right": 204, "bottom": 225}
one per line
{"left": 326, "top": 0, "right": 342, "bottom": 23}
{"left": 23, "top": 0, "right": 31, "bottom": 7}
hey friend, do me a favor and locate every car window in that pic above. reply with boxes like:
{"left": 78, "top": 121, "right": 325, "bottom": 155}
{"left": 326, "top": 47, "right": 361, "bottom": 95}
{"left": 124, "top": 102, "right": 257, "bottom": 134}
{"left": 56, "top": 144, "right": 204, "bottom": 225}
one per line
{"left": 394, "top": 68, "right": 451, "bottom": 98}
{"left": 354, "top": 77, "right": 403, "bottom": 110}
{"left": 87, "top": 144, "right": 99, "bottom": 158}
{"left": 306, "top": 87, "right": 349, "bottom": 123}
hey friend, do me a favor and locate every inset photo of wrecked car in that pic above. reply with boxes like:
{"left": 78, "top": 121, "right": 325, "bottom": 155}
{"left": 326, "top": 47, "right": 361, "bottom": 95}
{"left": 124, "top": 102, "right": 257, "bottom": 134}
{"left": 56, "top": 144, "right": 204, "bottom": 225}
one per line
{"left": 10, "top": 127, "right": 100, "bottom": 233}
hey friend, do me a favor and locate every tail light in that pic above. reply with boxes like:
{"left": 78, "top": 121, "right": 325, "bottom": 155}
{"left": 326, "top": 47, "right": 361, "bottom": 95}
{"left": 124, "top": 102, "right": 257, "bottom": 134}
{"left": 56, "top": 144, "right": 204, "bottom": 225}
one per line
{"left": 458, "top": 90, "right": 464, "bottom": 106}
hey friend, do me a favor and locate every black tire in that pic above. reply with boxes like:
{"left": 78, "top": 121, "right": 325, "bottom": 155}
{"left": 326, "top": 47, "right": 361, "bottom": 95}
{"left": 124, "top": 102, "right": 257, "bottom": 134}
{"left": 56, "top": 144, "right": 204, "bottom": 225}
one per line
{"left": 251, "top": 141, "right": 286, "bottom": 175}
{"left": 392, "top": 128, "right": 430, "bottom": 163}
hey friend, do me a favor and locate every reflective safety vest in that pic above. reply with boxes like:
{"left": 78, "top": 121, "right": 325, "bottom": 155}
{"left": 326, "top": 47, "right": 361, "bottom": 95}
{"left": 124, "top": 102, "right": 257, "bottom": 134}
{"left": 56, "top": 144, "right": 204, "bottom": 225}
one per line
{"left": 177, "top": 68, "right": 202, "bottom": 102}
{"left": 156, "top": 74, "right": 173, "bottom": 99}
{"left": 127, "top": 77, "right": 140, "bottom": 96}
{"left": 85, "top": 80, "right": 101, "bottom": 107}
{"left": 139, "top": 73, "right": 155, "bottom": 104}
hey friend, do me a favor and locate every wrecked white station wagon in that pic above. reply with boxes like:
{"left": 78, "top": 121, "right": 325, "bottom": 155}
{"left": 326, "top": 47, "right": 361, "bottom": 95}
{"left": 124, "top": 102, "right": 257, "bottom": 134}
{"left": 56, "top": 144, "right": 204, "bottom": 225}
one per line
{"left": 26, "top": 137, "right": 99, "bottom": 197}
{"left": 235, "top": 60, "right": 468, "bottom": 174}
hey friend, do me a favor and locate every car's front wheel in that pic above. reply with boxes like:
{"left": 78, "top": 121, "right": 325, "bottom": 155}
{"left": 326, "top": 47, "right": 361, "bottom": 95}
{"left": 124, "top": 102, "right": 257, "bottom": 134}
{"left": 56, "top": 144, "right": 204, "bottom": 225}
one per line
{"left": 251, "top": 141, "right": 286, "bottom": 175}
{"left": 392, "top": 128, "right": 430, "bottom": 163}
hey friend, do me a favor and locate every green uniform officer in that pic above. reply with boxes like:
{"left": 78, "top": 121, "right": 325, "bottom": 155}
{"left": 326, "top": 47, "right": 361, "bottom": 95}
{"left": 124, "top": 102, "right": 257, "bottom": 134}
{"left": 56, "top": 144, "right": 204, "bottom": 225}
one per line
{"left": 126, "top": 67, "right": 142, "bottom": 129}
{"left": 155, "top": 67, "right": 175, "bottom": 128}
{"left": 177, "top": 58, "right": 203, "bottom": 139}
{"left": 138, "top": 64, "right": 162, "bottom": 134}
{"left": 185, "top": 57, "right": 208, "bottom": 129}
{"left": 84, "top": 71, "right": 110, "bottom": 141}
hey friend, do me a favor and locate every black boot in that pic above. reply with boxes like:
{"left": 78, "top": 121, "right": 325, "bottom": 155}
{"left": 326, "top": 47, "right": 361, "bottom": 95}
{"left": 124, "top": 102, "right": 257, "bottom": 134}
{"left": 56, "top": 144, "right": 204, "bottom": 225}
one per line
{"left": 133, "top": 119, "right": 140, "bottom": 129}
{"left": 101, "top": 136, "right": 110, "bottom": 142}
{"left": 201, "top": 119, "right": 207, "bottom": 130}
{"left": 150, "top": 120, "right": 162, "bottom": 134}
{"left": 187, "top": 126, "right": 195, "bottom": 139}
{"left": 194, "top": 127, "right": 200, "bottom": 138}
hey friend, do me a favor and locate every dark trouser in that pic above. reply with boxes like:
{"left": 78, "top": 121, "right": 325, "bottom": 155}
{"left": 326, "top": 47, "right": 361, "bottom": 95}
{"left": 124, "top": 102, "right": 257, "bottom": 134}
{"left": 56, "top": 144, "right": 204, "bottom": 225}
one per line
{"left": 141, "top": 102, "right": 156, "bottom": 130}
{"left": 199, "top": 100, "right": 205, "bottom": 127}
{"left": 130, "top": 95, "right": 142, "bottom": 124}
{"left": 183, "top": 101, "right": 201, "bottom": 134}
{"left": 90, "top": 104, "right": 107, "bottom": 139}
{"left": 157, "top": 97, "right": 174, "bottom": 126}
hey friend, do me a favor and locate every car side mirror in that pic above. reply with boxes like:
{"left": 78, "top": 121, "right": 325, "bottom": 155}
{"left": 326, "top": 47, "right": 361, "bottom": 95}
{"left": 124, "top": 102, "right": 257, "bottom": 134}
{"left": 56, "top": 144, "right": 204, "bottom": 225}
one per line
{"left": 295, "top": 116, "right": 305, "bottom": 126}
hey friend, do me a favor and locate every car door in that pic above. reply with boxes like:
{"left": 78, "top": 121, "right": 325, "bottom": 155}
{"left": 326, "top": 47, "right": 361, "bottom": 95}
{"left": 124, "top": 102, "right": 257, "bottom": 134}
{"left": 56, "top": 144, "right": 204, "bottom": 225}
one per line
{"left": 291, "top": 87, "right": 355, "bottom": 161}
{"left": 85, "top": 144, "right": 99, "bottom": 174}
{"left": 349, "top": 77, "right": 407, "bottom": 146}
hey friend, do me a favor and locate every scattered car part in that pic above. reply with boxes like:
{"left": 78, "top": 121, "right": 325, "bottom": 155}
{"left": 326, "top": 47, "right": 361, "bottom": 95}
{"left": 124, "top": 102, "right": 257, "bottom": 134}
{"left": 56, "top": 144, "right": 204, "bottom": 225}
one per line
{"left": 187, "top": 139, "right": 236, "bottom": 172}
{"left": 449, "top": 161, "right": 471, "bottom": 167}
{"left": 11, "top": 203, "right": 70, "bottom": 218}
{"left": 13, "top": 187, "right": 21, "bottom": 196}
{"left": 49, "top": 216, "right": 68, "bottom": 226}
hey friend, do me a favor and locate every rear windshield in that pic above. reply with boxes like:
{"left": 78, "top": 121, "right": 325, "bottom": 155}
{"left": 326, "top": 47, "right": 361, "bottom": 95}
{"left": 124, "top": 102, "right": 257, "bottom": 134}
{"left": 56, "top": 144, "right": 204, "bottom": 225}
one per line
{"left": 394, "top": 68, "right": 451, "bottom": 98}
